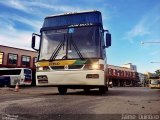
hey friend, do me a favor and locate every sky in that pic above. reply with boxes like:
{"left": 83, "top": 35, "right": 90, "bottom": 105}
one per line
{"left": 0, "top": 0, "right": 160, "bottom": 73}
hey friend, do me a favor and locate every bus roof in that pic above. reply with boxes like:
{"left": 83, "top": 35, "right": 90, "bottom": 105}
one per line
{"left": 45, "top": 10, "right": 101, "bottom": 19}
{"left": 0, "top": 68, "right": 31, "bottom": 70}
{"left": 42, "top": 10, "right": 102, "bottom": 29}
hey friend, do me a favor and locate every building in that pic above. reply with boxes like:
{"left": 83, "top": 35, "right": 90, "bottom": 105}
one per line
{"left": 0, "top": 45, "right": 37, "bottom": 69}
{"left": 107, "top": 64, "right": 139, "bottom": 87}
{"left": 122, "top": 63, "right": 137, "bottom": 71}
{"left": 0, "top": 45, "right": 37, "bottom": 85}
{"left": 138, "top": 73, "right": 147, "bottom": 87}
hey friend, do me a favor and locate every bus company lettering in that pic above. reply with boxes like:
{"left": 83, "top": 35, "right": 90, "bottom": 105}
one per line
{"left": 69, "top": 23, "right": 93, "bottom": 27}
{"left": 49, "top": 62, "right": 60, "bottom": 66}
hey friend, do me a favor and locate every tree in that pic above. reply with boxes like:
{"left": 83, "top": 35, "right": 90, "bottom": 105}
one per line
{"left": 155, "top": 69, "right": 160, "bottom": 77}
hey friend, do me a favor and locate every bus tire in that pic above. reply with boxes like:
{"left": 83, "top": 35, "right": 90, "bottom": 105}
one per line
{"left": 99, "top": 86, "right": 106, "bottom": 94}
{"left": 106, "top": 86, "right": 108, "bottom": 91}
{"left": 84, "top": 88, "right": 90, "bottom": 93}
{"left": 58, "top": 87, "right": 67, "bottom": 95}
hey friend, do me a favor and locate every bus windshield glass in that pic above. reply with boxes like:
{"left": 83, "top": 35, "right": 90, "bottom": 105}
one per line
{"left": 39, "top": 26, "right": 101, "bottom": 60}
{"left": 151, "top": 79, "right": 159, "bottom": 85}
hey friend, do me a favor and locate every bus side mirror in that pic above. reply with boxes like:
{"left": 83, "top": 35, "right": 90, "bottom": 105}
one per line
{"left": 31, "top": 33, "right": 40, "bottom": 51}
{"left": 105, "top": 33, "right": 111, "bottom": 47}
{"left": 32, "top": 36, "right": 36, "bottom": 49}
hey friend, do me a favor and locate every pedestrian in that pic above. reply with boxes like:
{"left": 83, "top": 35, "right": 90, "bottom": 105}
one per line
{"left": 109, "top": 81, "right": 113, "bottom": 88}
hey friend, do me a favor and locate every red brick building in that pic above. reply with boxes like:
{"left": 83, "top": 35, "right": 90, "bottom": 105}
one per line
{"left": 0, "top": 45, "right": 37, "bottom": 85}
{"left": 107, "top": 65, "right": 139, "bottom": 87}
{"left": 0, "top": 45, "right": 37, "bottom": 69}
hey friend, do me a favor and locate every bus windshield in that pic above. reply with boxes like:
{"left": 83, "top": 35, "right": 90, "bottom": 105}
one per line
{"left": 39, "top": 26, "right": 101, "bottom": 60}
{"left": 151, "top": 79, "right": 159, "bottom": 85}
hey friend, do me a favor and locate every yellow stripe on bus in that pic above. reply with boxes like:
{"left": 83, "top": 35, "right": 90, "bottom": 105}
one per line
{"left": 36, "top": 60, "right": 76, "bottom": 67}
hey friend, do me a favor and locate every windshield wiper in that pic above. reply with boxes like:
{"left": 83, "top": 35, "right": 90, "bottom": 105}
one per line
{"left": 49, "top": 32, "right": 83, "bottom": 61}
{"left": 70, "top": 34, "right": 84, "bottom": 59}
{"left": 49, "top": 35, "right": 65, "bottom": 61}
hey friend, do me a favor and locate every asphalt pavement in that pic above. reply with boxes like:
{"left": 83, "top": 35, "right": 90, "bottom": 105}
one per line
{"left": 0, "top": 87, "right": 160, "bottom": 120}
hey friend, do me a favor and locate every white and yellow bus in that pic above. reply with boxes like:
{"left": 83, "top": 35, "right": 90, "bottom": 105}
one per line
{"left": 149, "top": 79, "right": 160, "bottom": 89}
{"left": 0, "top": 68, "right": 32, "bottom": 87}
{"left": 31, "top": 10, "right": 111, "bottom": 94}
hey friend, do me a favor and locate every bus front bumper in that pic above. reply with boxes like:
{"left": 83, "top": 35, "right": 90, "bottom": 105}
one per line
{"left": 36, "top": 70, "right": 106, "bottom": 86}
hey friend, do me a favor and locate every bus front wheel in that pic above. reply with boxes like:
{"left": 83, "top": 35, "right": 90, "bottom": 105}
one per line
{"left": 99, "top": 86, "right": 106, "bottom": 94}
{"left": 84, "top": 88, "right": 90, "bottom": 93}
{"left": 106, "top": 86, "right": 108, "bottom": 91}
{"left": 58, "top": 87, "right": 67, "bottom": 95}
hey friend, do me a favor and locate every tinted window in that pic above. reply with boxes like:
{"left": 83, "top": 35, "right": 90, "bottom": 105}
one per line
{"left": 43, "top": 12, "right": 102, "bottom": 28}
{"left": 40, "top": 26, "right": 101, "bottom": 60}
{"left": 24, "top": 69, "right": 31, "bottom": 74}
{"left": 22, "top": 56, "right": 30, "bottom": 67}
{"left": 0, "top": 69, "right": 21, "bottom": 75}
{"left": 8, "top": 53, "right": 18, "bottom": 65}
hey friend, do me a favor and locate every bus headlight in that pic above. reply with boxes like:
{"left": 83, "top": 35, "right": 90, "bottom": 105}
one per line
{"left": 84, "top": 64, "right": 104, "bottom": 70}
{"left": 38, "top": 67, "right": 43, "bottom": 71}
{"left": 37, "top": 66, "right": 50, "bottom": 71}
{"left": 91, "top": 64, "right": 99, "bottom": 70}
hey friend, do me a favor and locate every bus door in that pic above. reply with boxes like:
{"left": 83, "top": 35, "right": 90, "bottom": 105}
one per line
{"left": 23, "top": 69, "right": 32, "bottom": 84}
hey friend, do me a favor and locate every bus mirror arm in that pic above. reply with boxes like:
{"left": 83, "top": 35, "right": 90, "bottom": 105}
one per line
{"left": 32, "top": 33, "right": 40, "bottom": 51}
{"left": 102, "top": 45, "right": 106, "bottom": 49}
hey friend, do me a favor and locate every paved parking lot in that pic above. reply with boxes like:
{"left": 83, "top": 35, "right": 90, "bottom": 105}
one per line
{"left": 0, "top": 86, "right": 160, "bottom": 120}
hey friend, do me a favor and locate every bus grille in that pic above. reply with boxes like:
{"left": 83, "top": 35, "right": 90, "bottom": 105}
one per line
{"left": 51, "top": 65, "right": 83, "bottom": 70}
{"left": 69, "top": 65, "right": 83, "bottom": 69}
